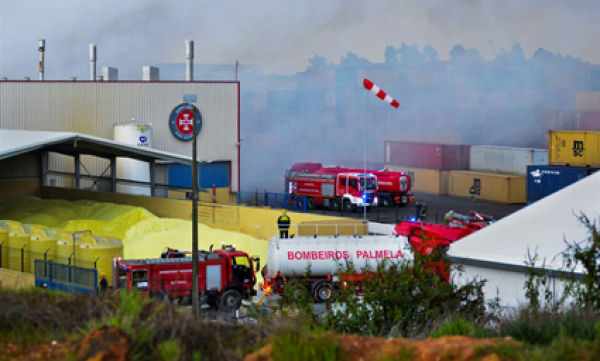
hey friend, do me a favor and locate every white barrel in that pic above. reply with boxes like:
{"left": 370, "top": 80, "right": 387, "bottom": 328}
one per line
{"left": 266, "top": 236, "right": 413, "bottom": 278}
{"left": 114, "top": 122, "right": 153, "bottom": 196}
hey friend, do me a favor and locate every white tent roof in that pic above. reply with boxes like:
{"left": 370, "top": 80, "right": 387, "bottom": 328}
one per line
{"left": 448, "top": 170, "right": 600, "bottom": 272}
{"left": 0, "top": 129, "right": 193, "bottom": 164}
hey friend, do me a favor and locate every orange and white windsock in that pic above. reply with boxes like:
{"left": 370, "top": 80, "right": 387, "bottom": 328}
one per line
{"left": 363, "top": 79, "right": 399, "bottom": 108}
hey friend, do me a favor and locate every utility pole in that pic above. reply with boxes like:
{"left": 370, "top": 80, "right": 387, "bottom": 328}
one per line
{"left": 184, "top": 94, "right": 200, "bottom": 316}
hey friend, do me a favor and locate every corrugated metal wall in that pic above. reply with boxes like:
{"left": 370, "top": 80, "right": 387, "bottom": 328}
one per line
{"left": 0, "top": 82, "right": 239, "bottom": 191}
{"left": 168, "top": 162, "right": 230, "bottom": 189}
{"left": 0, "top": 152, "right": 40, "bottom": 178}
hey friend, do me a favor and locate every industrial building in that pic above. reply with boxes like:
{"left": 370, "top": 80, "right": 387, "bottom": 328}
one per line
{"left": 0, "top": 41, "right": 240, "bottom": 199}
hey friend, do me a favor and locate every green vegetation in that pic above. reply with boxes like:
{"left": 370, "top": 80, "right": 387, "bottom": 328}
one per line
{"left": 270, "top": 330, "right": 340, "bottom": 361}
{"left": 2, "top": 214, "right": 600, "bottom": 360}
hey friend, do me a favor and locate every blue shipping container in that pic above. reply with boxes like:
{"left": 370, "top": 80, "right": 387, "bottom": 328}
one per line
{"left": 526, "top": 165, "right": 600, "bottom": 201}
{"left": 168, "top": 162, "right": 230, "bottom": 189}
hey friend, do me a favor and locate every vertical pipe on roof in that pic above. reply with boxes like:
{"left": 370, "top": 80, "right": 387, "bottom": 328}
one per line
{"left": 38, "top": 39, "right": 45, "bottom": 81}
{"left": 185, "top": 39, "right": 194, "bottom": 81}
{"left": 89, "top": 44, "right": 97, "bottom": 81}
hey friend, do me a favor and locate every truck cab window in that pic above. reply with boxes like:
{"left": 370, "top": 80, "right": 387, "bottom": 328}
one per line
{"left": 132, "top": 269, "right": 148, "bottom": 291}
{"left": 349, "top": 179, "right": 357, "bottom": 190}
{"left": 232, "top": 256, "right": 252, "bottom": 283}
{"left": 118, "top": 268, "right": 128, "bottom": 290}
{"left": 360, "top": 178, "right": 377, "bottom": 190}
{"left": 340, "top": 177, "right": 347, "bottom": 186}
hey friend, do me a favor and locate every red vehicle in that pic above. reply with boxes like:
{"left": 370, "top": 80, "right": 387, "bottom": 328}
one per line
{"left": 285, "top": 162, "right": 413, "bottom": 207}
{"left": 113, "top": 244, "right": 259, "bottom": 311}
{"left": 444, "top": 210, "right": 496, "bottom": 230}
{"left": 289, "top": 172, "right": 378, "bottom": 212}
{"left": 394, "top": 221, "right": 477, "bottom": 255}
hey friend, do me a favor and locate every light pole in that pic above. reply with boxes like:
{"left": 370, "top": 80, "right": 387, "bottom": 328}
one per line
{"left": 363, "top": 89, "right": 367, "bottom": 223}
{"left": 192, "top": 111, "right": 199, "bottom": 316}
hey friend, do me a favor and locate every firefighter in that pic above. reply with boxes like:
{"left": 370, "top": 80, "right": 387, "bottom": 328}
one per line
{"left": 277, "top": 209, "right": 291, "bottom": 238}
{"left": 469, "top": 186, "right": 476, "bottom": 202}
{"left": 415, "top": 200, "right": 428, "bottom": 221}
{"left": 99, "top": 272, "right": 108, "bottom": 295}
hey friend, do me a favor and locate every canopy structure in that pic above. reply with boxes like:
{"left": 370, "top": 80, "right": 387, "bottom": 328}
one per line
{"left": 0, "top": 129, "right": 195, "bottom": 196}
{"left": 0, "top": 130, "right": 193, "bottom": 164}
{"left": 447, "top": 171, "right": 600, "bottom": 306}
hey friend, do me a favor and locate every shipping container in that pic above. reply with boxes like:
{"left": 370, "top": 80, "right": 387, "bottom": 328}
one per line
{"left": 168, "top": 162, "right": 230, "bottom": 189}
{"left": 575, "top": 92, "right": 600, "bottom": 112}
{"left": 575, "top": 113, "right": 600, "bottom": 132}
{"left": 448, "top": 171, "right": 526, "bottom": 204}
{"left": 549, "top": 130, "right": 600, "bottom": 166}
{"left": 385, "top": 165, "right": 449, "bottom": 195}
{"left": 385, "top": 141, "right": 470, "bottom": 170}
{"left": 387, "top": 131, "right": 463, "bottom": 144}
{"left": 526, "top": 165, "right": 600, "bottom": 201}
{"left": 542, "top": 109, "right": 575, "bottom": 131}
{"left": 469, "top": 146, "right": 548, "bottom": 175}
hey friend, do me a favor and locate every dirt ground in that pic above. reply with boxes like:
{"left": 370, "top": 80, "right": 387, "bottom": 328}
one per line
{"left": 245, "top": 334, "right": 519, "bottom": 361}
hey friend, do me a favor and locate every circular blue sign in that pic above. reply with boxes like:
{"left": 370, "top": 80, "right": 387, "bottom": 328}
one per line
{"left": 169, "top": 103, "right": 202, "bottom": 141}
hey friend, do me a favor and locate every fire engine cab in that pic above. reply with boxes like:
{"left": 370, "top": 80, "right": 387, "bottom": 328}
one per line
{"left": 113, "top": 244, "right": 259, "bottom": 311}
{"left": 289, "top": 172, "right": 378, "bottom": 212}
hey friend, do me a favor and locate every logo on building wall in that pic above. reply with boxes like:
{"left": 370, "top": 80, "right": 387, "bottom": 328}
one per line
{"left": 138, "top": 136, "right": 149, "bottom": 146}
{"left": 572, "top": 140, "right": 585, "bottom": 157}
{"left": 169, "top": 103, "right": 202, "bottom": 141}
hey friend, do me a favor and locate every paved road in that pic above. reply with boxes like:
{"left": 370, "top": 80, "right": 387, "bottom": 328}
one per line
{"left": 303, "top": 192, "right": 525, "bottom": 225}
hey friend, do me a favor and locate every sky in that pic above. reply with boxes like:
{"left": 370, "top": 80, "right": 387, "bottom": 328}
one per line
{"left": 1, "top": 0, "right": 599, "bottom": 80}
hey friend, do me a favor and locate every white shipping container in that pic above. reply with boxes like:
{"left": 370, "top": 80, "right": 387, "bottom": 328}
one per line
{"left": 469, "top": 146, "right": 548, "bottom": 175}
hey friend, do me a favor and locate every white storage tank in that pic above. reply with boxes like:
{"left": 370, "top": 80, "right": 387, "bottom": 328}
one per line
{"left": 266, "top": 236, "right": 413, "bottom": 279}
{"left": 469, "top": 145, "right": 548, "bottom": 176}
{"left": 114, "top": 122, "right": 153, "bottom": 196}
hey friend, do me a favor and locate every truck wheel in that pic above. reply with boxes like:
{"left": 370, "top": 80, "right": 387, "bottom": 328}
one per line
{"left": 296, "top": 197, "right": 305, "bottom": 209}
{"left": 329, "top": 199, "right": 340, "bottom": 211}
{"left": 307, "top": 197, "right": 316, "bottom": 210}
{"left": 314, "top": 283, "right": 334, "bottom": 303}
{"left": 381, "top": 197, "right": 392, "bottom": 207}
{"left": 220, "top": 289, "right": 242, "bottom": 312}
{"left": 343, "top": 200, "right": 353, "bottom": 213}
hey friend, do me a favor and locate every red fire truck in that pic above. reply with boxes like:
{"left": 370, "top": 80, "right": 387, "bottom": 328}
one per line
{"left": 289, "top": 172, "right": 378, "bottom": 212}
{"left": 113, "top": 244, "right": 259, "bottom": 311}
{"left": 285, "top": 163, "right": 413, "bottom": 207}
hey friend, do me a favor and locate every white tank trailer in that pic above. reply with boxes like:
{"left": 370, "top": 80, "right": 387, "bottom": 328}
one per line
{"left": 266, "top": 235, "right": 414, "bottom": 279}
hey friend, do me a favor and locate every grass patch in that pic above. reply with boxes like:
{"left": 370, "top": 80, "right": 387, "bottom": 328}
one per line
{"left": 430, "top": 318, "right": 479, "bottom": 338}
{"left": 271, "top": 329, "right": 341, "bottom": 361}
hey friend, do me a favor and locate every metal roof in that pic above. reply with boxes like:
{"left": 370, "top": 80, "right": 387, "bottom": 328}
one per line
{"left": 0, "top": 129, "right": 195, "bottom": 164}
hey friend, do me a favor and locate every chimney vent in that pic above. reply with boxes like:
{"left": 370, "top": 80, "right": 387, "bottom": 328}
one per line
{"left": 89, "top": 44, "right": 97, "bottom": 81}
{"left": 143, "top": 66, "right": 160, "bottom": 81}
{"left": 185, "top": 39, "right": 194, "bottom": 81}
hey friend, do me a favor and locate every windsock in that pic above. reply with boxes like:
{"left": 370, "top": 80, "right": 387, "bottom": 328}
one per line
{"left": 363, "top": 79, "right": 399, "bottom": 108}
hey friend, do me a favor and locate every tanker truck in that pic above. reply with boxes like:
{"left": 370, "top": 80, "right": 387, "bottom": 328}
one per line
{"left": 260, "top": 235, "right": 414, "bottom": 303}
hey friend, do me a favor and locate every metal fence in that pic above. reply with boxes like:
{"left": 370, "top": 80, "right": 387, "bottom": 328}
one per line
{"left": 34, "top": 259, "right": 98, "bottom": 293}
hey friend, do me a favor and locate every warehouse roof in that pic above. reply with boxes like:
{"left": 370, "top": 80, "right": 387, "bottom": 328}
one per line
{"left": 0, "top": 130, "right": 194, "bottom": 164}
{"left": 447, "top": 170, "right": 600, "bottom": 273}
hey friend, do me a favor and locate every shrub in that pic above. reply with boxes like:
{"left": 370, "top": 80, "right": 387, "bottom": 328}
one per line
{"left": 278, "top": 248, "right": 492, "bottom": 337}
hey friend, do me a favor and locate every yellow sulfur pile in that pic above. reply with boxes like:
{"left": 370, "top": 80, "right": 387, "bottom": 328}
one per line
{"left": 124, "top": 219, "right": 268, "bottom": 282}
{"left": 0, "top": 197, "right": 268, "bottom": 282}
